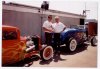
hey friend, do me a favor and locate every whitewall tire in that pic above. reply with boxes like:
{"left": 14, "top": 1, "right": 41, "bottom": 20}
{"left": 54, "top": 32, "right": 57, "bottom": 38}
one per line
{"left": 40, "top": 46, "right": 53, "bottom": 60}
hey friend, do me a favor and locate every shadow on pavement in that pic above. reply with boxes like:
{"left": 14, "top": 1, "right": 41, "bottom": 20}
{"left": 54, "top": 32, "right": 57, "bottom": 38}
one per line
{"left": 2, "top": 55, "right": 40, "bottom": 67}
{"left": 60, "top": 44, "right": 89, "bottom": 55}
{"left": 53, "top": 52, "right": 66, "bottom": 62}
{"left": 39, "top": 58, "right": 53, "bottom": 65}
{"left": 39, "top": 52, "right": 66, "bottom": 65}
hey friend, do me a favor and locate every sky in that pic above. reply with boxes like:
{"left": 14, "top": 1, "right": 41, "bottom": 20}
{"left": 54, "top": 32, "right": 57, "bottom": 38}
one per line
{"left": 3, "top": 0, "right": 98, "bottom": 20}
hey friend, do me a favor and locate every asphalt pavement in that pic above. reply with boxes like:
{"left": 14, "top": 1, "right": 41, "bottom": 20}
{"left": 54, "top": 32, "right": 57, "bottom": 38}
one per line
{"left": 5, "top": 43, "right": 97, "bottom": 68}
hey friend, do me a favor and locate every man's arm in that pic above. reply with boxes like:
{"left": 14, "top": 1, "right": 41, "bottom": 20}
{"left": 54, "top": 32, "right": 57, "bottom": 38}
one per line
{"left": 63, "top": 27, "right": 66, "bottom": 31}
{"left": 60, "top": 27, "right": 66, "bottom": 33}
{"left": 60, "top": 23, "right": 67, "bottom": 33}
{"left": 43, "top": 27, "right": 53, "bottom": 32}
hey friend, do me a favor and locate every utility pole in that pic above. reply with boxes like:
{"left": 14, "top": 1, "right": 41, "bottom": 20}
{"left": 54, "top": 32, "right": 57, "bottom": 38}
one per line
{"left": 41, "top": 1, "right": 49, "bottom": 43}
{"left": 83, "top": 2, "right": 90, "bottom": 17}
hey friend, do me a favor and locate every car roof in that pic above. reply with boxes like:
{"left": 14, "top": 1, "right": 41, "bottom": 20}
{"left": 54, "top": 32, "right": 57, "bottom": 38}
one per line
{"left": 2, "top": 25, "right": 19, "bottom": 30}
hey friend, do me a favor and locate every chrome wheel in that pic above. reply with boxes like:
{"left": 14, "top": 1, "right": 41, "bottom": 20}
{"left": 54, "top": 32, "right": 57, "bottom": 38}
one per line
{"left": 40, "top": 46, "right": 53, "bottom": 60}
{"left": 69, "top": 39, "right": 77, "bottom": 51}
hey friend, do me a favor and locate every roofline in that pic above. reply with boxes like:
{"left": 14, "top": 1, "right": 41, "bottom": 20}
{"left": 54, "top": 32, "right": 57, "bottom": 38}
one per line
{"left": 2, "top": 2, "right": 86, "bottom": 18}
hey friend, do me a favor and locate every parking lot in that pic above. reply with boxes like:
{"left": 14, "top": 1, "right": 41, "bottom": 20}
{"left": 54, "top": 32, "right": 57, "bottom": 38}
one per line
{"left": 5, "top": 43, "right": 97, "bottom": 67}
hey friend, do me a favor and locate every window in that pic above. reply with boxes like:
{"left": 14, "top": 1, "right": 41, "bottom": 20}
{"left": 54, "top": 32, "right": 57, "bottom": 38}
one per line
{"left": 80, "top": 19, "right": 84, "bottom": 25}
{"left": 2, "top": 31, "right": 17, "bottom": 40}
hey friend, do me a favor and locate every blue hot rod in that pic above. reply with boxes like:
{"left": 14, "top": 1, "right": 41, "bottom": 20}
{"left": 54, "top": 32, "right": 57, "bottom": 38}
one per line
{"left": 51, "top": 25, "right": 97, "bottom": 52}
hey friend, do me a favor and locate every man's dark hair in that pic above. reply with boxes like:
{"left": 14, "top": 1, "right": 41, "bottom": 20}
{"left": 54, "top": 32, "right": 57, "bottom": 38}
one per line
{"left": 48, "top": 15, "right": 52, "bottom": 18}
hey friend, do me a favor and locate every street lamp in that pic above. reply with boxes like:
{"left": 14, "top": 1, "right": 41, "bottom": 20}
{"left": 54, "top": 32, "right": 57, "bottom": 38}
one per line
{"left": 40, "top": 1, "right": 49, "bottom": 43}
{"left": 41, "top": 1, "right": 49, "bottom": 10}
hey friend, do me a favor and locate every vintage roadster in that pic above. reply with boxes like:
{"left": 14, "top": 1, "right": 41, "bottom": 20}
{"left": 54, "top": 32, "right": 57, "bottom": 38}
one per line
{"left": 51, "top": 25, "right": 97, "bottom": 52}
{"left": 2, "top": 25, "right": 53, "bottom": 65}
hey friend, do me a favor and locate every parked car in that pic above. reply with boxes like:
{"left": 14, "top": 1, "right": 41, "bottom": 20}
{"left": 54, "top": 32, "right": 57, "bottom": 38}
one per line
{"left": 51, "top": 25, "right": 97, "bottom": 52}
{"left": 85, "top": 22, "right": 97, "bottom": 46}
{"left": 2, "top": 25, "right": 53, "bottom": 65}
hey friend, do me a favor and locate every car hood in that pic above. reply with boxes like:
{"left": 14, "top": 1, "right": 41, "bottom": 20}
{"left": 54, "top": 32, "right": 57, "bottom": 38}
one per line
{"left": 60, "top": 28, "right": 86, "bottom": 42}
{"left": 63, "top": 28, "right": 86, "bottom": 33}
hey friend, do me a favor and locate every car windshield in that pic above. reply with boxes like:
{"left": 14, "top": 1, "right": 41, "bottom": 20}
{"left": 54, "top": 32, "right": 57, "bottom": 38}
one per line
{"left": 70, "top": 25, "right": 85, "bottom": 29}
{"left": 2, "top": 31, "right": 17, "bottom": 40}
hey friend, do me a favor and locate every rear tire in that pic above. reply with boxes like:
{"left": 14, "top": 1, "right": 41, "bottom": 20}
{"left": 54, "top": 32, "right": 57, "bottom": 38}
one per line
{"left": 66, "top": 38, "right": 77, "bottom": 52}
{"left": 91, "top": 36, "right": 97, "bottom": 46}
{"left": 40, "top": 46, "right": 53, "bottom": 60}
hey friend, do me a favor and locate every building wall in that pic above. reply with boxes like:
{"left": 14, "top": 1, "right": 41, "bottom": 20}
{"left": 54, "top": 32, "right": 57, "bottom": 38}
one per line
{"left": 2, "top": 9, "right": 80, "bottom": 43}
{"left": 3, "top": 10, "right": 42, "bottom": 36}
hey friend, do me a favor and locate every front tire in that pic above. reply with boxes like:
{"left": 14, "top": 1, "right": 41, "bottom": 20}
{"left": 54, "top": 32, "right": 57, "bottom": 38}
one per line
{"left": 40, "top": 46, "right": 53, "bottom": 60}
{"left": 66, "top": 38, "right": 77, "bottom": 52}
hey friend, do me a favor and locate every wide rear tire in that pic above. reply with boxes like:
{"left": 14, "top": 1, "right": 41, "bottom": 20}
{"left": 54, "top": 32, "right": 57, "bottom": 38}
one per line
{"left": 40, "top": 46, "right": 53, "bottom": 60}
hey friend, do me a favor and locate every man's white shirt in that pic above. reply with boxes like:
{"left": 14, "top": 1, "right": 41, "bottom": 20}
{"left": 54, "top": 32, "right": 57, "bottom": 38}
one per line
{"left": 52, "top": 22, "right": 66, "bottom": 33}
{"left": 43, "top": 20, "right": 53, "bottom": 32}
